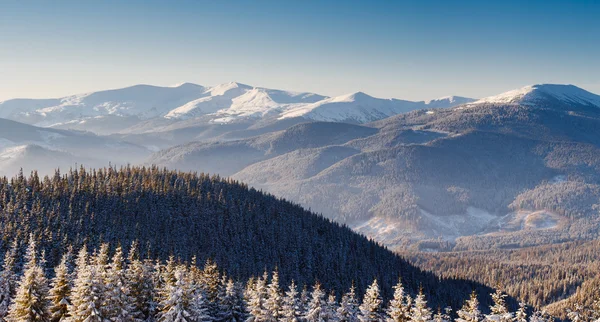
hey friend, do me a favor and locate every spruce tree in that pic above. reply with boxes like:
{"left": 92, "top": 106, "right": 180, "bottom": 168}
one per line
{"left": 104, "top": 245, "right": 141, "bottom": 321}
{"left": 68, "top": 247, "right": 107, "bottom": 322}
{"left": 281, "top": 281, "right": 301, "bottom": 322}
{"left": 157, "top": 268, "right": 210, "bottom": 322}
{"left": 48, "top": 254, "right": 71, "bottom": 322}
{"left": 386, "top": 279, "right": 410, "bottom": 322}
{"left": 456, "top": 291, "right": 481, "bottom": 322}
{"left": 217, "top": 279, "right": 245, "bottom": 322}
{"left": 359, "top": 279, "right": 384, "bottom": 322}
{"left": 484, "top": 289, "right": 512, "bottom": 322}
{"left": 245, "top": 275, "right": 267, "bottom": 322}
{"left": 514, "top": 303, "right": 527, "bottom": 322}
{"left": 305, "top": 282, "right": 326, "bottom": 322}
{"left": 264, "top": 271, "right": 282, "bottom": 322}
{"left": 432, "top": 307, "right": 451, "bottom": 322}
{"left": 337, "top": 285, "right": 359, "bottom": 322}
{"left": 323, "top": 291, "right": 339, "bottom": 322}
{"left": 127, "top": 242, "right": 157, "bottom": 321}
{"left": 408, "top": 290, "right": 431, "bottom": 322}
{"left": 6, "top": 237, "right": 51, "bottom": 322}
{"left": 0, "top": 243, "right": 18, "bottom": 320}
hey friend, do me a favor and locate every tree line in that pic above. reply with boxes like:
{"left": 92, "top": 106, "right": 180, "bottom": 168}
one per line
{"left": 3, "top": 237, "right": 600, "bottom": 322}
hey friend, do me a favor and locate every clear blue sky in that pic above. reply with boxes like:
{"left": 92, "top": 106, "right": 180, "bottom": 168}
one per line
{"left": 1, "top": 0, "right": 599, "bottom": 101}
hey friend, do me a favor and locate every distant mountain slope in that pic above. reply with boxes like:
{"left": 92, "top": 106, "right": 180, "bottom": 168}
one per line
{"left": 148, "top": 122, "right": 378, "bottom": 175}
{"left": 0, "top": 166, "right": 498, "bottom": 309}
{"left": 0, "top": 118, "right": 150, "bottom": 177}
{"left": 148, "top": 84, "right": 600, "bottom": 250}
{"left": 1, "top": 82, "right": 473, "bottom": 136}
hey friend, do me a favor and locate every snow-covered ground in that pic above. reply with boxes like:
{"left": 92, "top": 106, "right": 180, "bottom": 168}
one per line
{"left": 0, "top": 82, "right": 474, "bottom": 128}
{"left": 472, "top": 84, "right": 600, "bottom": 107}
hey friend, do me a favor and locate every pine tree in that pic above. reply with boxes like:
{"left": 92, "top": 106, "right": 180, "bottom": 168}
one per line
{"left": 281, "top": 281, "right": 301, "bottom": 322}
{"left": 245, "top": 275, "right": 267, "bottom": 322}
{"left": 264, "top": 271, "right": 282, "bottom": 322}
{"left": 127, "top": 242, "right": 157, "bottom": 321}
{"left": 48, "top": 254, "right": 71, "bottom": 322}
{"left": 484, "top": 289, "right": 512, "bottom": 322}
{"left": 0, "top": 243, "right": 18, "bottom": 320}
{"left": 6, "top": 236, "right": 51, "bottom": 322}
{"left": 337, "top": 285, "right": 359, "bottom": 322}
{"left": 514, "top": 303, "right": 527, "bottom": 322}
{"left": 432, "top": 307, "right": 451, "bottom": 322}
{"left": 202, "top": 259, "right": 220, "bottom": 318}
{"left": 104, "top": 245, "right": 141, "bottom": 321}
{"left": 299, "top": 286, "right": 310, "bottom": 318}
{"left": 68, "top": 247, "right": 108, "bottom": 322}
{"left": 408, "top": 289, "right": 431, "bottom": 322}
{"left": 305, "top": 282, "right": 326, "bottom": 322}
{"left": 157, "top": 268, "right": 210, "bottom": 322}
{"left": 217, "top": 279, "right": 245, "bottom": 322}
{"left": 386, "top": 279, "right": 410, "bottom": 322}
{"left": 456, "top": 292, "right": 481, "bottom": 322}
{"left": 323, "top": 291, "right": 339, "bottom": 322}
{"left": 359, "top": 279, "right": 384, "bottom": 322}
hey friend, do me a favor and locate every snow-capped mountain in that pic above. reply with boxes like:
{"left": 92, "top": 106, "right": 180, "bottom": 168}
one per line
{"left": 278, "top": 92, "right": 476, "bottom": 123}
{"left": 472, "top": 84, "right": 600, "bottom": 107}
{"left": 0, "top": 82, "right": 474, "bottom": 134}
{"left": 0, "top": 83, "right": 207, "bottom": 127}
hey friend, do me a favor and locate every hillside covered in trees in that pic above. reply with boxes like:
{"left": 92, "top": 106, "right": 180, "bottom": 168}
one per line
{"left": 0, "top": 166, "right": 498, "bottom": 310}
{"left": 1, "top": 238, "right": 599, "bottom": 322}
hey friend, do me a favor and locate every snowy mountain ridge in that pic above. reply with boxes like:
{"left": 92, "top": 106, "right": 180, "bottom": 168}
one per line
{"left": 0, "top": 82, "right": 474, "bottom": 128}
{"left": 473, "top": 84, "right": 600, "bottom": 107}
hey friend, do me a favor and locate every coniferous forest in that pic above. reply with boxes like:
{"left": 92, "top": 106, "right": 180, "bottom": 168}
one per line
{"left": 1, "top": 167, "right": 599, "bottom": 321}
{"left": 0, "top": 167, "right": 496, "bottom": 314}
{"left": 1, "top": 236, "right": 599, "bottom": 322}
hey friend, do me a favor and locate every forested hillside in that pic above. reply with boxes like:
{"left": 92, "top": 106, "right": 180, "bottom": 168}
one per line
{"left": 406, "top": 240, "right": 600, "bottom": 318}
{"left": 0, "top": 166, "right": 495, "bottom": 309}
{"left": 1, "top": 238, "right": 598, "bottom": 322}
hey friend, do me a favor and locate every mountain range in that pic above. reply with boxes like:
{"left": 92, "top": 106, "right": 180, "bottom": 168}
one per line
{"left": 2, "top": 82, "right": 600, "bottom": 252}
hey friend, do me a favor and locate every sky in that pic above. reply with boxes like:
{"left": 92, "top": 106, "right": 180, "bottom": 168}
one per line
{"left": 1, "top": 0, "right": 599, "bottom": 101}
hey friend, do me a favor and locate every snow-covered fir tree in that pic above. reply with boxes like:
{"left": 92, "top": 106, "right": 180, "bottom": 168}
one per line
{"left": 305, "top": 282, "right": 327, "bottom": 322}
{"left": 386, "top": 279, "right": 410, "bottom": 322}
{"left": 299, "top": 286, "right": 310, "bottom": 318}
{"left": 432, "top": 307, "right": 452, "bottom": 322}
{"left": 323, "top": 291, "right": 339, "bottom": 322}
{"left": 408, "top": 289, "right": 431, "bottom": 322}
{"left": 6, "top": 237, "right": 50, "bottom": 322}
{"left": 359, "top": 279, "right": 384, "bottom": 322}
{"left": 280, "top": 281, "right": 301, "bottom": 322}
{"left": 245, "top": 274, "right": 267, "bottom": 322}
{"left": 104, "top": 245, "right": 141, "bottom": 321}
{"left": 484, "top": 289, "right": 512, "bottom": 322}
{"left": 127, "top": 242, "right": 157, "bottom": 321}
{"left": 157, "top": 268, "right": 211, "bottom": 322}
{"left": 264, "top": 271, "right": 282, "bottom": 322}
{"left": 0, "top": 242, "right": 18, "bottom": 320}
{"left": 456, "top": 292, "right": 481, "bottom": 322}
{"left": 48, "top": 253, "right": 71, "bottom": 322}
{"left": 68, "top": 246, "right": 108, "bottom": 322}
{"left": 514, "top": 303, "right": 527, "bottom": 322}
{"left": 217, "top": 279, "right": 246, "bottom": 322}
{"left": 201, "top": 259, "right": 221, "bottom": 318}
{"left": 338, "top": 285, "right": 359, "bottom": 322}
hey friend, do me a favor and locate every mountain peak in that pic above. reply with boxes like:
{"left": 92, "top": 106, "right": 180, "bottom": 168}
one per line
{"left": 474, "top": 84, "right": 600, "bottom": 107}
{"left": 208, "top": 82, "right": 252, "bottom": 96}
{"left": 336, "top": 91, "right": 375, "bottom": 102}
